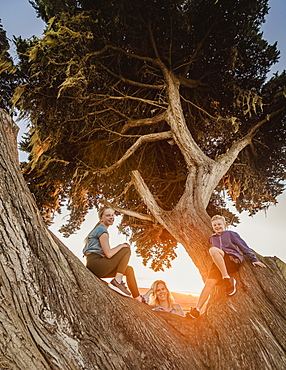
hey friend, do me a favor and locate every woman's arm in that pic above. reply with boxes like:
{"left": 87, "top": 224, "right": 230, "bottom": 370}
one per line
{"left": 99, "top": 233, "right": 130, "bottom": 258}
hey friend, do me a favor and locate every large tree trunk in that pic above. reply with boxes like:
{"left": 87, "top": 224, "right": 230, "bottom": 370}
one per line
{"left": 0, "top": 108, "right": 286, "bottom": 369}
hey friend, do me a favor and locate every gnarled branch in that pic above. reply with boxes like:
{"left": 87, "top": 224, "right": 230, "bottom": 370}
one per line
{"left": 102, "top": 199, "right": 154, "bottom": 222}
{"left": 121, "top": 112, "right": 167, "bottom": 134}
{"left": 200, "top": 111, "right": 281, "bottom": 206}
{"left": 131, "top": 170, "right": 165, "bottom": 222}
{"left": 97, "top": 131, "right": 173, "bottom": 176}
{"left": 164, "top": 73, "right": 214, "bottom": 168}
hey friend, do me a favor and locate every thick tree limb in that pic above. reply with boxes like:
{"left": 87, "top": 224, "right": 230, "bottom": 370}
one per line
{"left": 131, "top": 170, "right": 165, "bottom": 223}
{"left": 217, "top": 112, "right": 279, "bottom": 172}
{"left": 164, "top": 72, "right": 214, "bottom": 168}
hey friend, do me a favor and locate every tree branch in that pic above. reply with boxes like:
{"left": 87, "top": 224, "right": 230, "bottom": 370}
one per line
{"left": 120, "top": 112, "right": 167, "bottom": 134}
{"left": 177, "top": 75, "right": 206, "bottom": 89}
{"left": 164, "top": 73, "right": 214, "bottom": 168}
{"left": 180, "top": 94, "right": 215, "bottom": 119}
{"left": 147, "top": 21, "right": 162, "bottom": 62}
{"left": 217, "top": 112, "right": 278, "bottom": 169}
{"left": 102, "top": 200, "right": 154, "bottom": 222}
{"left": 97, "top": 131, "right": 173, "bottom": 175}
{"left": 131, "top": 170, "right": 164, "bottom": 221}
{"left": 175, "top": 23, "right": 215, "bottom": 77}
{"left": 96, "top": 93, "right": 168, "bottom": 109}
{"left": 99, "top": 62, "right": 165, "bottom": 90}
{"left": 200, "top": 111, "right": 280, "bottom": 206}
{"left": 107, "top": 45, "right": 159, "bottom": 65}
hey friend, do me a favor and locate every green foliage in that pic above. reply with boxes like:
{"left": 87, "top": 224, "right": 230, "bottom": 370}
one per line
{"left": 119, "top": 216, "right": 179, "bottom": 271}
{"left": 11, "top": 0, "right": 286, "bottom": 269}
{"left": 0, "top": 24, "right": 19, "bottom": 111}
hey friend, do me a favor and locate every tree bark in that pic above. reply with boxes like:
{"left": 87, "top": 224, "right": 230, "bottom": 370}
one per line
{"left": 0, "top": 109, "right": 286, "bottom": 369}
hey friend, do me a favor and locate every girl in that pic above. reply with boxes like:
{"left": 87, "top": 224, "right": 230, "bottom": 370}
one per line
{"left": 83, "top": 206, "right": 144, "bottom": 302}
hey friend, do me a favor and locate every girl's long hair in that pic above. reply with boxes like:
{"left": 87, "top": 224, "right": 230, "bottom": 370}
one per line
{"left": 148, "top": 280, "right": 179, "bottom": 313}
{"left": 84, "top": 206, "right": 113, "bottom": 245}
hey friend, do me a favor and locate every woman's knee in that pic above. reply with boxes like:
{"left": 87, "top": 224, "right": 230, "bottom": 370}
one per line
{"left": 120, "top": 247, "right": 131, "bottom": 258}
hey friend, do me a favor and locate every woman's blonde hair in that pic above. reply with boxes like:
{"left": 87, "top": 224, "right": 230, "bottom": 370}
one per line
{"left": 149, "top": 280, "right": 179, "bottom": 313}
{"left": 84, "top": 206, "right": 114, "bottom": 245}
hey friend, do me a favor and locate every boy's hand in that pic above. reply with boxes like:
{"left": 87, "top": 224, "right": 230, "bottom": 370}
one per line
{"left": 252, "top": 261, "right": 266, "bottom": 268}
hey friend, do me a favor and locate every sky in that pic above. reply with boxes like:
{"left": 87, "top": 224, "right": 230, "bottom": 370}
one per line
{"left": 1, "top": 0, "right": 285, "bottom": 294}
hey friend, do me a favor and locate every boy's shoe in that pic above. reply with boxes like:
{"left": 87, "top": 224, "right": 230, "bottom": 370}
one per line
{"left": 186, "top": 307, "right": 200, "bottom": 319}
{"left": 108, "top": 279, "right": 131, "bottom": 297}
{"left": 224, "top": 277, "right": 236, "bottom": 296}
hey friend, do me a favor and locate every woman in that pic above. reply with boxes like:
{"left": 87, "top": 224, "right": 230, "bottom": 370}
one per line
{"left": 145, "top": 280, "right": 184, "bottom": 316}
{"left": 83, "top": 206, "right": 144, "bottom": 302}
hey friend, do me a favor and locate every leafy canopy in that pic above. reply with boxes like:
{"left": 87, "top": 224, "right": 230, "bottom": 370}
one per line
{"left": 0, "top": 23, "right": 20, "bottom": 111}
{"left": 9, "top": 0, "right": 286, "bottom": 270}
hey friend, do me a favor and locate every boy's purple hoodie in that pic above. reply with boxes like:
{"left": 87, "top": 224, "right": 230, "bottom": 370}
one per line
{"left": 209, "top": 230, "right": 258, "bottom": 263}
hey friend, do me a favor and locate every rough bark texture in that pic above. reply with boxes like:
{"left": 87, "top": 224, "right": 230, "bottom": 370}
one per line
{"left": 0, "top": 109, "right": 286, "bottom": 369}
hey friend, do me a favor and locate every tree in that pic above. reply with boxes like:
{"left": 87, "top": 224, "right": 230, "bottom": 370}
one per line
{"left": 1, "top": 108, "right": 286, "bottom": 369}
{"left": 11, "top": 0, "right": 286, "bottom": 273}
{"left": 0, "top": 108, "right": 199, "bottom": 369}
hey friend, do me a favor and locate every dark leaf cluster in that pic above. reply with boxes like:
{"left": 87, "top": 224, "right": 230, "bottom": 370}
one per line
{"left": 0, "top": 24, "right": 21, "bottom": 112}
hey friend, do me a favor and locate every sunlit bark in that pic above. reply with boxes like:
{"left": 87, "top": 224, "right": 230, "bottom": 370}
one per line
{"left": 0, "top": 109, "right": 286, "bottom": 369}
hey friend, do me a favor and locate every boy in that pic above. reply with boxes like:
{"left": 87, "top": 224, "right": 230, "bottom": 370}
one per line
{"left": 186, "top": 215, "right": 266, "bottom": 319}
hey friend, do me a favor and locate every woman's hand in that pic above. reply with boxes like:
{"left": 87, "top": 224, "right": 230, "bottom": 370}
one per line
{"left": 100, "top": 234, "right": 130, "bottom": 258}
{"left": 119, "top": 242, "right": 130, "bottom": 248}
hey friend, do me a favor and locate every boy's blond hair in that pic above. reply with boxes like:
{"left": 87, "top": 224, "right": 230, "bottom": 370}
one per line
{"left": 211, "top": 215, "right": 226, "bottom": 223}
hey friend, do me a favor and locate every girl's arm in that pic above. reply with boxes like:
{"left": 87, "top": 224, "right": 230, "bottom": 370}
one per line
{"left": 99, "top": 233, "right": 130, "bottom": 258}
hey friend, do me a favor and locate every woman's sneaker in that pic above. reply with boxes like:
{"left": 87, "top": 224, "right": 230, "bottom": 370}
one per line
{"left": 108, "top": 279, "right": 131, "bottom": 297}
{"left": 186, "top": 307, "right": 200, "bottom": 319}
